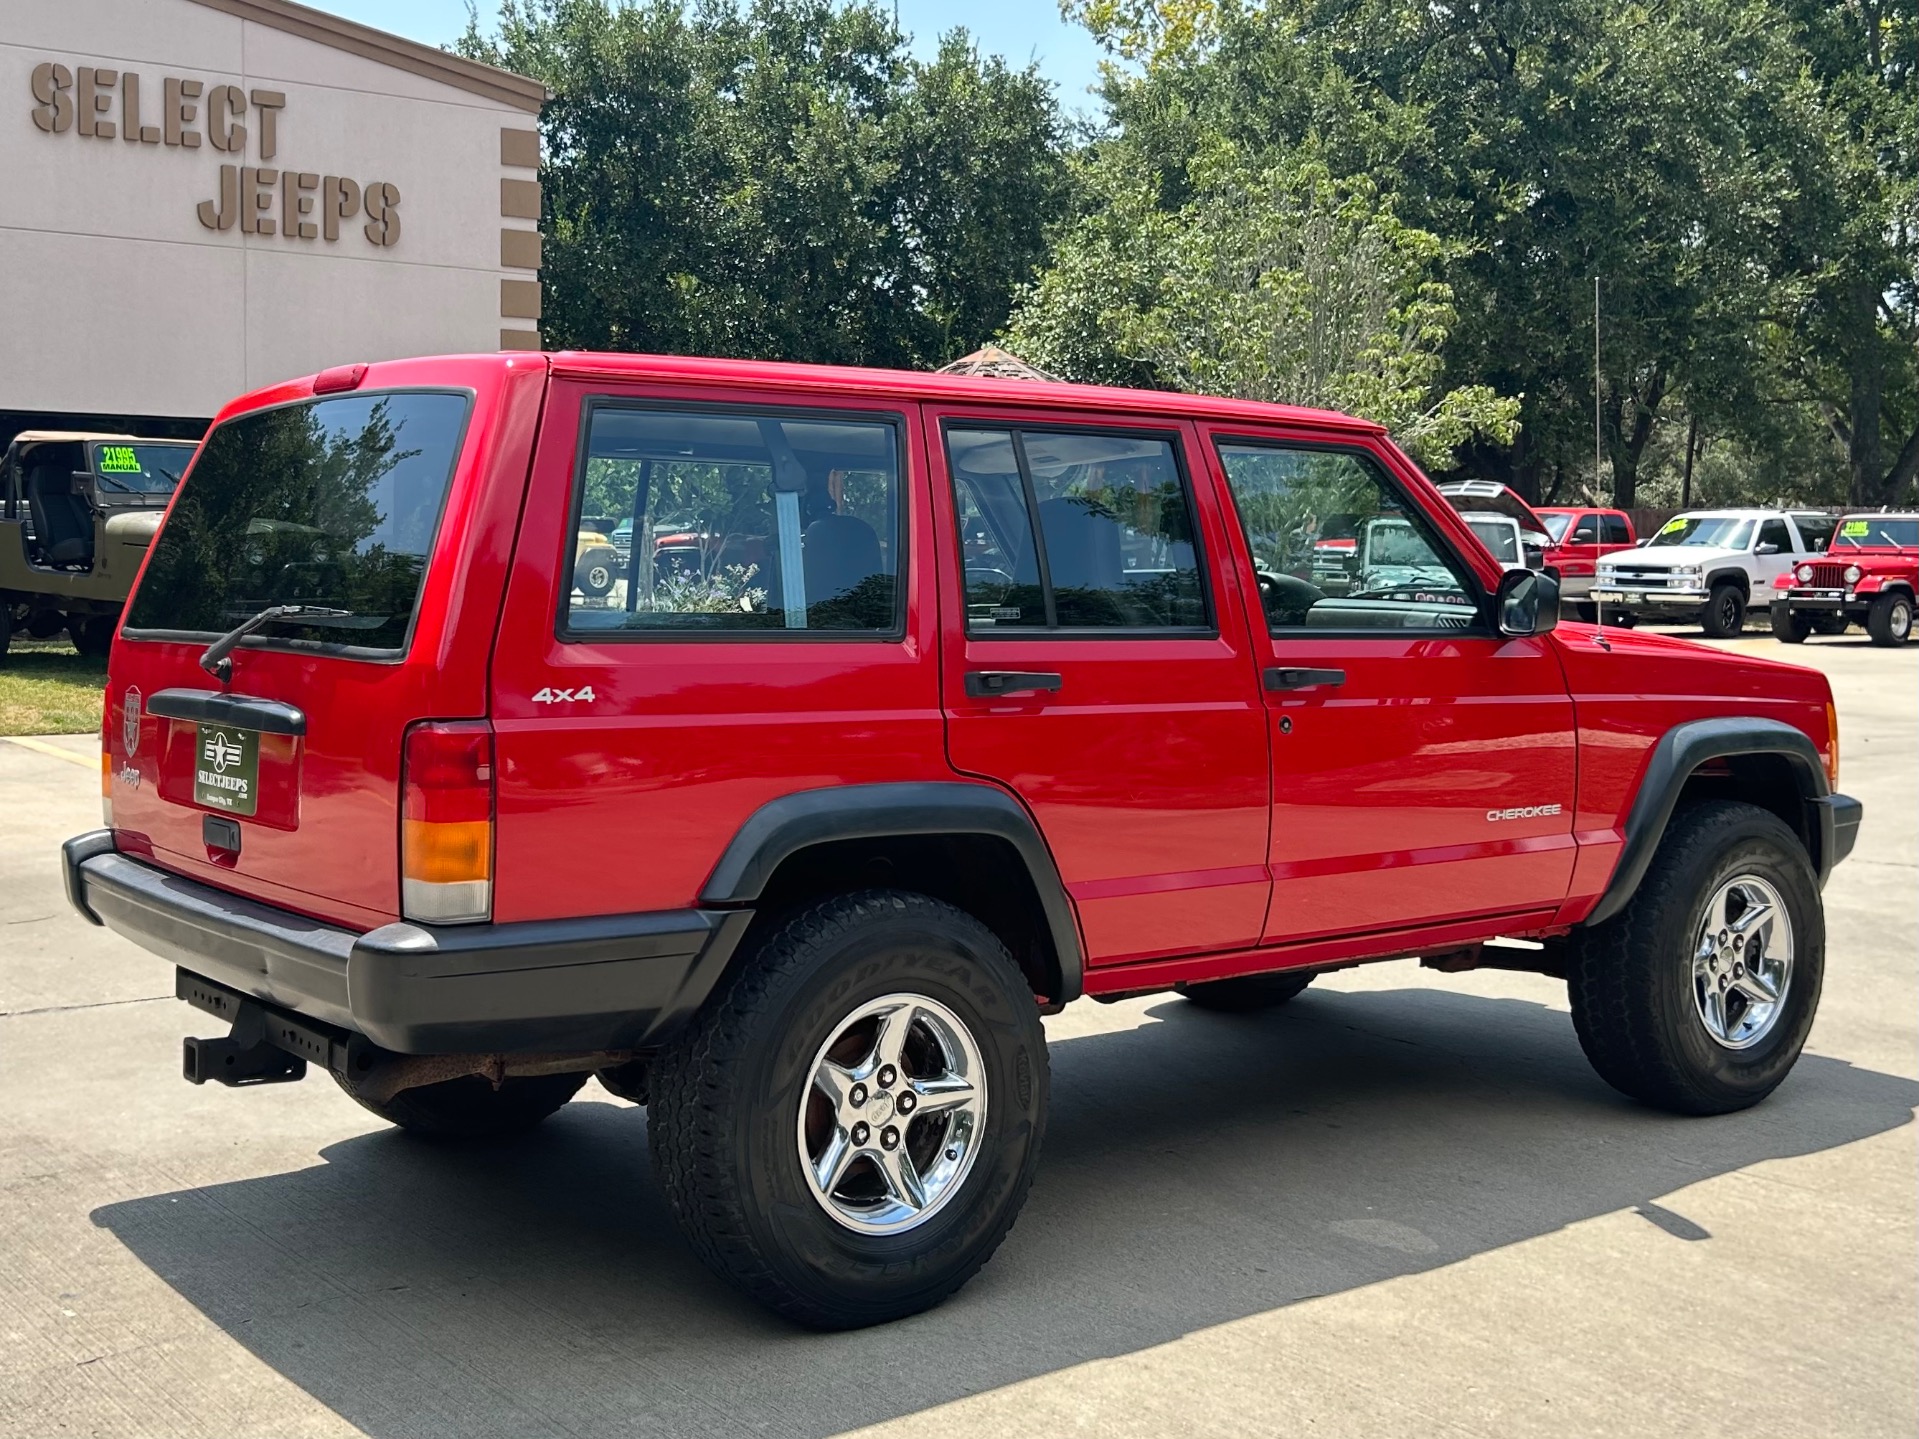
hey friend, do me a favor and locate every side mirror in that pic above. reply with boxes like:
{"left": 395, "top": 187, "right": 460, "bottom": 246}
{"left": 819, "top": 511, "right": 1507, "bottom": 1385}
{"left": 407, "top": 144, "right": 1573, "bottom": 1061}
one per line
{"left": 1756, "top": 542, "right": 1781, "bottom": 555}
{"left": 1494, "top": 568, "right": 1559, "bottom": 637}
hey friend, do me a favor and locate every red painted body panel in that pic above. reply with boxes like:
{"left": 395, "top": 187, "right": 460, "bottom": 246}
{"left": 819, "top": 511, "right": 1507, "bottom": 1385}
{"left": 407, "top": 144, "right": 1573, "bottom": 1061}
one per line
{"left": 98, "top": 350, "right": 1840, "bottom": 995}
{"left": 104, "top": 354, "right": 547, "bottom": 929}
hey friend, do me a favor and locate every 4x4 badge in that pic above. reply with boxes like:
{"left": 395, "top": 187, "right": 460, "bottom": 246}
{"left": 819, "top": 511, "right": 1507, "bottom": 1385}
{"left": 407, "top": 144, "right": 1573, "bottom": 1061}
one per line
{"left": 532, "top": 686, "right": 598, "bottom": 704}
{"left": 123, "top": 687, "right": 141, "bottom": 757}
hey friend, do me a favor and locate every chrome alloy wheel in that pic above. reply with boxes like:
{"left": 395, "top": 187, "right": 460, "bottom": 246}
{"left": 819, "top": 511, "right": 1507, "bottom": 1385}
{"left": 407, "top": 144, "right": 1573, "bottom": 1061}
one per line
{"left": 1691, "top": 875, "right": 1794, "bottom": 1050}
{"left": 797, "top": 993, "right": 987, "bottom": 1234}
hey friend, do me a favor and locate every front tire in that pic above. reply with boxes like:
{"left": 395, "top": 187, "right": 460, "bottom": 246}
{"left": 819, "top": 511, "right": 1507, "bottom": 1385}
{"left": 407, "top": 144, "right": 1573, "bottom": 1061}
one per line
{"left": 332, "top": 1070, "right": 587, "bottom": 1137}
{"left": 1567, "top": 800, "right": 1822, "bottom": 1115}
{"left": 1769, "top": 604, "right": 1812, "bottom": 644}
{"left": 1866, "top": 591, "right": 1913, "bottom": 647}
{"left": 1177, "top": 970, "right": 1315, "bottom": 1011}
{"left": 1701, "top": 583, "right": 1747, "bottom": 637}
{"left": 648, "top": 890, "right": 1049, "bottom": 1329}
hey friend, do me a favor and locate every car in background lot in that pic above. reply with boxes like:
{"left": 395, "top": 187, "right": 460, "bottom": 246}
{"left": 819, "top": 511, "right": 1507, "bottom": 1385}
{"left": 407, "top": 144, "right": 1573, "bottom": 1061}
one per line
{"left": 1592, "top": 508, "right": 1837, "bottom": 636}
{"left": 1537, "top": 506, "right": 1637, "bottom": 616}
{"left": 1436, "top": 480, "right": 1551, "bottom": 572}
{"left": 66, "top": 352, "right": 1859, "bottom": 1330}
{"left": 0, "top": 431, "right": 198, "bottom": 658}
{"left": 1771, "top": 512, "right": 1918, "bottom": 647}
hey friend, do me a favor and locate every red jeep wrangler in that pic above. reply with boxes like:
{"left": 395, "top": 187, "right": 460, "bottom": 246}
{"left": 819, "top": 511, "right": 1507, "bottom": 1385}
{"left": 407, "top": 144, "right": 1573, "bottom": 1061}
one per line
{"left": 65, "top": 353, "right": 1861, "bottom": 1328}
{"left": 1770, "top": 512, "right": 1918, "bottom": 647}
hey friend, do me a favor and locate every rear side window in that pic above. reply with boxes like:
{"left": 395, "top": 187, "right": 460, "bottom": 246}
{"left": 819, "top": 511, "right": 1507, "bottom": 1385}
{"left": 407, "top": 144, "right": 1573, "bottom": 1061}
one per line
{"left": 566, "top": 405, "right": 903, "bottom": 635}
{"left": 124, "top": 391, "right": 470, "bottom": 656}
{"left": 1602, "top": 514, "right": 1631, "bottom": 545}
{"left": 944, "top": 426, "right": 1208, "bottom": 631}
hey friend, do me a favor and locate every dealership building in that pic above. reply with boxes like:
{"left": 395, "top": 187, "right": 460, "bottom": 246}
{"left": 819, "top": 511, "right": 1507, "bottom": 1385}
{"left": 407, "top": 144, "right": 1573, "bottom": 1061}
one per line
{"left": 0, "top": 0, "right": 546, "bottom": 445}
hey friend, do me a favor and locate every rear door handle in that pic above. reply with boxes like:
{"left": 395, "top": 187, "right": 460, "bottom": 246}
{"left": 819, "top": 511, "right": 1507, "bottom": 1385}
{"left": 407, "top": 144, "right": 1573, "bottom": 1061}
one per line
{"left": 1263, "top": 667, "right": 1346, "bottom": 692}
{"left": 965, "top": 671, "right": 1063, "bottom": 698}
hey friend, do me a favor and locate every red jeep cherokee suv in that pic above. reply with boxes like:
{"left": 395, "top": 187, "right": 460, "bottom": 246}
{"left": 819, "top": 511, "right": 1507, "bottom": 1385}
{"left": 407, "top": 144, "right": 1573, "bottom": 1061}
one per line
{"left": 66, "top": 353, "right": 1862, "bottom": 1328}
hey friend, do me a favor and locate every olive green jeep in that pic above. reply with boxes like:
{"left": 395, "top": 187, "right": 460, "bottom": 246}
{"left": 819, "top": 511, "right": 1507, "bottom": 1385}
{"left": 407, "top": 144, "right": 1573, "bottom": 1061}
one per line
{"left": 0, "top": 432, "right": 197, "bottom": 659}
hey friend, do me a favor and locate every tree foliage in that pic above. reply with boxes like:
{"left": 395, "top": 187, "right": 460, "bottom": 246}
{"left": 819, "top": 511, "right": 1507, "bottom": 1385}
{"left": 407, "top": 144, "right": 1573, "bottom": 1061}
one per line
{"left": 460, "top": 0, "right": 1071, "bottom": 367}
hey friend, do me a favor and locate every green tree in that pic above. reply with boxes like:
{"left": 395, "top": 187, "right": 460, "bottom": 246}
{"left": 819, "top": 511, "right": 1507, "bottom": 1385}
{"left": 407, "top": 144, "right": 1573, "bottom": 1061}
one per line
{"left": 460, "top": 0, "right": 1070, "bottom": 367}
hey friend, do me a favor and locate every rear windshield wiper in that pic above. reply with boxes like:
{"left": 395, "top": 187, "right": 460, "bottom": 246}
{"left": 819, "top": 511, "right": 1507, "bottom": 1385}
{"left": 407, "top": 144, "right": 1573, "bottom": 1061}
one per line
{"left": 199, "top": 604, "right": 353, "bottom": 681}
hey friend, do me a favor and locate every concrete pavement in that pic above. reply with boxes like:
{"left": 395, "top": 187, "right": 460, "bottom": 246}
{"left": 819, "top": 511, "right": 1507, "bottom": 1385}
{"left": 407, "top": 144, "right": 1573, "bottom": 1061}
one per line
{"left": 1, "top": 636, "right": 1913, "bottom": 1438}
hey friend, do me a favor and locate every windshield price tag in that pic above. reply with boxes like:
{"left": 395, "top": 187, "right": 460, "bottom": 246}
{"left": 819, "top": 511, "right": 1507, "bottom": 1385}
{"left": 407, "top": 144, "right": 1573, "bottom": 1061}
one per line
{"left": 194, "top": 724, "right": 259, "bottom": 817}
{"left": 97, "top": 445, "right": 144, "bottom": 474}
{"left": 1659, "top": 518, "right": 1687, "bottom": 535}
{"left": 1841, "top": 520, "right": 1870, "bottom": 538}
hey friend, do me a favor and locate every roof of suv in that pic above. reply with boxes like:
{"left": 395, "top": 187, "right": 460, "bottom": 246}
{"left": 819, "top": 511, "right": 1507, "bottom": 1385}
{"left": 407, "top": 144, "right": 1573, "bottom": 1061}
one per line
{"left": 545, "top": 351, "right": 1385, "bottom": 435}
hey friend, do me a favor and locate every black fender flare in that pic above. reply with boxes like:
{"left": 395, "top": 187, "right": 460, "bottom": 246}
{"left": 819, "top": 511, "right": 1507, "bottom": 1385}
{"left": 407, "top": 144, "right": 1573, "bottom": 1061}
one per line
{"left": 701, "top": 781, "right": 1084, "bottom": 1003}
{"left": 1584, "top": 717, "right": 1852, "bottom": 927}
{"left": 1705, "top": 568, "right": 1751, "bottom": 596}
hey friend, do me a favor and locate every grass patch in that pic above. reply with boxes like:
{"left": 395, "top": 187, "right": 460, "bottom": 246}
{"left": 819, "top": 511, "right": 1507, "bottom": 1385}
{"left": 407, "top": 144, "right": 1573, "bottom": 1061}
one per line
{"left": 0, "top": 639, "right": 107, "bottom": 736}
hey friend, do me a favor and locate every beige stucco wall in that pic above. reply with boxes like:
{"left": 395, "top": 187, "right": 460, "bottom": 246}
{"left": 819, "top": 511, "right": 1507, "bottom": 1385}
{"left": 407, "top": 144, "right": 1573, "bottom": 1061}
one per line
{"left": 0, "top": 0, "right": 540, "bottom": 419}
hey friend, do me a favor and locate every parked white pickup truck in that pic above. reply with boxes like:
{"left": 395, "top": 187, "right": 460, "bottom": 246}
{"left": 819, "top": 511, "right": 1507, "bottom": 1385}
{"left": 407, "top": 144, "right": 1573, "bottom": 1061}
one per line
{"left": 1592, "top": 509, "right": 1839, "bottom": 636}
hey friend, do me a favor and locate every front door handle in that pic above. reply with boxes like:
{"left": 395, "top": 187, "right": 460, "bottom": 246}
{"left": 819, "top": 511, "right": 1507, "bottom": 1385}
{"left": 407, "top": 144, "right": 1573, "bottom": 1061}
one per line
{"left": 966, "top": 671, "right": 1063, "bottom": 698}
{"left": 1263, "top": 666, "right": 1346, "bottom": 692}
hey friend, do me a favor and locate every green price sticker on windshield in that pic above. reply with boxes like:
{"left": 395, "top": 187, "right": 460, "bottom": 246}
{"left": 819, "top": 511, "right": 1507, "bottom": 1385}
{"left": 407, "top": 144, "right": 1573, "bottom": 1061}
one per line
{"left": 1659, "top": 518, "right": 1686, "bottom": 535}
{"left": 98, "top": 446, "right": 143, "bottom": 474}
{"left": 1841, "top": 520, "right": 1870, "bottom": 538}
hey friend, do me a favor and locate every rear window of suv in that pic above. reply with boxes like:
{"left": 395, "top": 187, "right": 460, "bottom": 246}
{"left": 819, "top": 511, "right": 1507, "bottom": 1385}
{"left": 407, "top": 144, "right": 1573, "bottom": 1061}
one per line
{"left": 123, "top": 390, "right": 470, "bottom": 657}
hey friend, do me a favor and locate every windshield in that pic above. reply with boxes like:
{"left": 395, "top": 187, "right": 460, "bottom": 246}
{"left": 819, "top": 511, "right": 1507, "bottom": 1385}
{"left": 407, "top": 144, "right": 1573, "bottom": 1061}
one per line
{"left": 1649, "top": 516, "right": 1753, "bottom": 550}
{"left": 1365, "top": 520, "right": 1435, "bottom": 567}
{"left": 1467, "top": 518, "right": 1520, "bottom": 563}
{"left": 90, "top": 441, "right": 195, "bottom": 495}
{"left": 123, "top": 391, "right": 470, "bottom": 655}
{"left": 1540, "top": 512, "right": 1575, "bottom": 543}
{"left": 1833, "top": 517, "right": 1919, "bottom": 549}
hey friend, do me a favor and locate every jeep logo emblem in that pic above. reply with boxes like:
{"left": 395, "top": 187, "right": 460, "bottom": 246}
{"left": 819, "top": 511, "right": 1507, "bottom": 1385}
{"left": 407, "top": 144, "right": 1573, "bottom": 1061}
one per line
{"left": 123, "top": 687, "right": 141, "bottom": 757}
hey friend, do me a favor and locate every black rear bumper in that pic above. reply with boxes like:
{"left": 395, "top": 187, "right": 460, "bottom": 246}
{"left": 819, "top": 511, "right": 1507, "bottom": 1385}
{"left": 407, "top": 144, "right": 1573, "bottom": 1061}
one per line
{"left": 63, "top": 831, "right": 749, "bottom": 1056}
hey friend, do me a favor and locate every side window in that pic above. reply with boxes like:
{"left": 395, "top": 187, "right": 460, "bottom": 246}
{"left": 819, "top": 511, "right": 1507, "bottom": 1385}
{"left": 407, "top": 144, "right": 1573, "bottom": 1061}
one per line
{"left": 1757, "top": 518, "right": 1791, "bottom": 553}
{"left": 1570, "top": 517, "right": 1599, "bottom": 544}
{"left": 1602, "top": 514, "right": 1632, "bottom": 545}
{"left": 1793, "top": 514, "right": 1835, "bottom": 553}
{"left": 565, "top": 405, "right": 903, "bottom": 635}
{"left": 1214, "top": 441, "right": 1480, "bottom": 633}
{"left": 944, "top": 426, "right": 1208, "bottom": 631}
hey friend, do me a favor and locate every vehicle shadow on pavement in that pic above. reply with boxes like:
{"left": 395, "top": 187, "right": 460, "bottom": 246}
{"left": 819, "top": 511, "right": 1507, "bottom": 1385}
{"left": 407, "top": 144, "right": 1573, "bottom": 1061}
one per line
{"left": 92, "top": 985, "right": 1919, "bottom": 1439}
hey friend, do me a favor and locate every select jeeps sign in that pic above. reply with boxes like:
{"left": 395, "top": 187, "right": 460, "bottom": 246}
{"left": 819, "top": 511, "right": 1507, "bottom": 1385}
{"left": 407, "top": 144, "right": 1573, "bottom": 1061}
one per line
{"left": 194, "top": 723, "right": 259, "bottom": 817}
{"left": 28, "top": 62, "right": 401, "bottom": 246}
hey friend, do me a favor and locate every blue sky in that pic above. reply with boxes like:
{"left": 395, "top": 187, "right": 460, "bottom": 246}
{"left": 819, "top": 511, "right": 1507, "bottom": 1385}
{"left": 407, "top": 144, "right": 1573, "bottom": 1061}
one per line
{"left": 323, "top": 1, "right": 1110, "bottom": 111}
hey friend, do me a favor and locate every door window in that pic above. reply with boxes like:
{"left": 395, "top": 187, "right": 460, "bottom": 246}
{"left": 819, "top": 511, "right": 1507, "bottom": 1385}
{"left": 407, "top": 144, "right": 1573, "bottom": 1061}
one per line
{"left": 1570, "top": 517, "right": 1598, "bottom": 544}
{"left": 1214, "top": 442, "right": 1479, "bottom": 632}
{"left": 565, "top": 404, "right": 903, "bottom": 635}
{"left": 943, "top": 426, "right": 1208, "bottom": 631}
{"left": 1757, "top": 518, "right": 1791, "bottom": 554}
{"left": 1602, "top": 514, "right": 1631, "bottom": 545}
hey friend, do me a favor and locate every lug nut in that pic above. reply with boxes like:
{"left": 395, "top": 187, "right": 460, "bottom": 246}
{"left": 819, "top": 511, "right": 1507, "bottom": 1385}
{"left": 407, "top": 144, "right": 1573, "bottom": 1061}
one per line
{"left": 851, "top": 1122, "right": 870, "bottom": 1146}
{"left": 896, "top": 1091, "right": 916, "bottom": 1115}
{"left": 877, "top": 1065, "right": 896, "bottom": 1089}
{"left": 880, "top": 1126, "right": 900, "bottom": 1150}
{"left": 849, "top": 1084, "right": 867, "bottom": 1107}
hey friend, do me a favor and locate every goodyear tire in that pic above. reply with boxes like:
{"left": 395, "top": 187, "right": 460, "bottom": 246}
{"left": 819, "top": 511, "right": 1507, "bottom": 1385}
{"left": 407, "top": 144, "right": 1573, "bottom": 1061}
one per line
{"left": 1567, "top": 801, "right": 1822, "bottom": 1115}
{"left": 333, "top": 1070, "right": 587, "bottom": 1138}
{"left": 1769, "top": 604, "right": 1812, "bottom": 644}
{"left": 1866, "top": 591, "right": 1913, "bottom": 647}
{"left": 648, "top": 890, "right": 1049, "bottom": 1329}
{"left": 1701, "top": 583, "right": 1747, "bottom": 638}
{"left": 1177, "top": 970, "right": 1315, "bottom": 1012}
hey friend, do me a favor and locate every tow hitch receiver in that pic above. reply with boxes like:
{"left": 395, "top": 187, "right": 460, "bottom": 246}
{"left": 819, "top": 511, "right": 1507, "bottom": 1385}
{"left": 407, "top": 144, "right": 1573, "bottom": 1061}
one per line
{"left": 182, "top": 1016, "right": 308, "bottom": 1085}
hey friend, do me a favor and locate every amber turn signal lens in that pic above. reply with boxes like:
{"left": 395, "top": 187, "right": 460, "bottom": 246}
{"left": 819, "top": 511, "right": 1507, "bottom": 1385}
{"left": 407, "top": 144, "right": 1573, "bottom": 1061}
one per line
{"left": 1824, "top": 701, "right": 1840, "bottom": 790}
{"left": 401, "top": 818, "right": 493, "bottom": 885}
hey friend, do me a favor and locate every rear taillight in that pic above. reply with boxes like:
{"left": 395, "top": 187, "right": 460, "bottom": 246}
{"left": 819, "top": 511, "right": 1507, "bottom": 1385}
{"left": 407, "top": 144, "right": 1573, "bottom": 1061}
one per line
{"left": 401, "top": 721, "right": 494, "bottom": 924}
{"left": 100, "top": 703, "right": 112, "bottom": 827}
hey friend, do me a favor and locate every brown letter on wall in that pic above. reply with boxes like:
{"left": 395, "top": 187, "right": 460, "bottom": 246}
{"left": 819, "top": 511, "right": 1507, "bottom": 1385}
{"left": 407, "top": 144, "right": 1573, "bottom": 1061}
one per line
{"left": 78, "top": 67, "right": 119, "bottom": 139}
{"left": 165, "top": 78, "right": 202, "bottom": 148}
{"left": 30, "top": 63, "right": 74, "bottom": 134}
{"left": 287, "top": 171, "right": 319, "bottom": 239}
{"left": 363, "top": 181, "right": 401, "bottom": 247}
{"left": 249, "top": 89, "right": 285, "bottom": 159}
{"left": 123, "top": 71, "right": 161, "bottom": 143}
{"left": 208, "top": 84, "right": 246, "bottom": 153}
{"left": 197, "top": 164, "right": 239, "bottom": 231}
{"left": 241, "top": 167, "right": 278, "bottom": 235}
{"left": 322, "top": 176, "right": 360, "bottom": 241}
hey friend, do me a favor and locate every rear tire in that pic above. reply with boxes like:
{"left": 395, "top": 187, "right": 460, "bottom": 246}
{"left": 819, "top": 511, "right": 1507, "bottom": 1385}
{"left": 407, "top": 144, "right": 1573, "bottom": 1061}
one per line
{"left": 1566, "top": 801, "right": 1822, "bottom": 1115}
{"left": 333, "top": 1070, "right": 587, "bottom": 1138}
{"left": 1866, "top": 591, "right": 1913, "bottom": 647}
{"left": 1769, "top": 604, "right": 1812, "bottom": 644}
{"left": 68, "top": 616, "right": 115, "bottom": 659}
{"left": 648, "top": 890, "right": 1048, "bottom": 1329}
{"left": 1701, "top": 583, "right": 1746, "bottom": 637}
{"left": 1177, "top": 970, "right": 1315, "bottom": 1012}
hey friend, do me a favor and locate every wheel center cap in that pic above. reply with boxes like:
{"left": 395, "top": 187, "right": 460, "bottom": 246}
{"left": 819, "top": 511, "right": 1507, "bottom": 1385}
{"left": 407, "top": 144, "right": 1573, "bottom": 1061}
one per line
{"left": 865, "top": 1093, "right": 896, "bottom": 1127}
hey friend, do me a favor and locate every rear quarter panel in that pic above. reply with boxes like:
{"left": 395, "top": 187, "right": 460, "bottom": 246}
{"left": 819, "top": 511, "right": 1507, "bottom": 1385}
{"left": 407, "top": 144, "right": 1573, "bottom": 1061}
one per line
{"left": 1551, "top": 623, "right": 1833, "bottom": 922}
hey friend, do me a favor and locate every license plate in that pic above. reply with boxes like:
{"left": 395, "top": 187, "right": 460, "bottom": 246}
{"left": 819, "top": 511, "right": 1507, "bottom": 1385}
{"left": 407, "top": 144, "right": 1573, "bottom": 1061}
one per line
{"left": 194, "top": 723, "right": 260, "bottom": 817}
